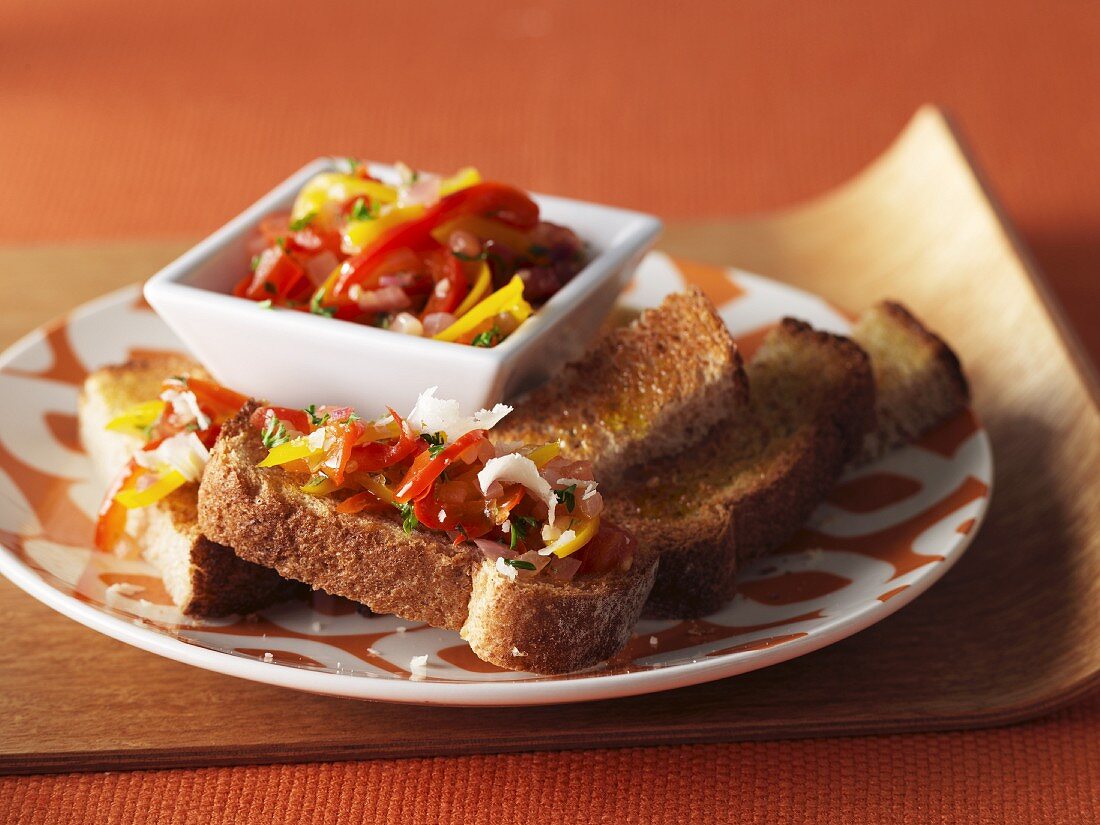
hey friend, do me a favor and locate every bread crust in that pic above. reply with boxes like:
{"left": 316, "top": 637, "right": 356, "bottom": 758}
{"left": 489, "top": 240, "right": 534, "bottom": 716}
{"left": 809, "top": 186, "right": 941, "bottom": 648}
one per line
{"left": 198, "top": 403, "right": 659, "bottom": 673}
{"left": 494, "top": 288, "right": 747, "bottom": 484}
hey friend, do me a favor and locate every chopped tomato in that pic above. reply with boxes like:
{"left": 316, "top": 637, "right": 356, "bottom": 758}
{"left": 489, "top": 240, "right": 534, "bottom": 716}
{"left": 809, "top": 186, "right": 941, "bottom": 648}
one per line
{"left": 321, "top": 417, "right": 367, "bottom": 487}
{"left": 394, "top": 429, "right": 487, "bottom": 503}
{"left": 349, "top": 408, "right": 419, "bottom": 472}
{"left": 336, "top": 491, "right": 391, "bottom": 515}
{"left": 236, "top": 247, "right": 309, "bottom": 302}
{"left": 187, "top": 377, "right": 249, "bottom": 419}
{"left": 249, "top": 405, "right": 311, "bottom": 435}
{"left": 576, "top": 522, "right": 636, "bottom": 575}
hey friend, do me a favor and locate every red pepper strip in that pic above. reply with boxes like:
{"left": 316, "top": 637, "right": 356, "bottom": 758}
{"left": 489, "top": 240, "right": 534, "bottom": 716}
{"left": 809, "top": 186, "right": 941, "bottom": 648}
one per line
{"left": 93, "top": 459, "right": 144, "bottom": 553}
{"left": 497, "top": 485, "right": 525, "bottom": 519}
{"left": 349, "top": 408, "right": 419, "bottom": 472}
{"left": 413, "top": 483, "right": 458, "bottom": 530}
{"left": 420, "top": 247, "right": 469, "bottom": 317}
{"left": 322, "top": 418, "right": 367, "bottom": 487}
{"left": 394, "top": 429, "right": 487, "bottom": 503}
{"left": 186, "top": 377, "right": 249, "bottom": 420}
{"left": 336, "top": 491, "right": 391, "bottom": 515}
{"left": 326, "top": 183, "right": 539, "bottom": 305}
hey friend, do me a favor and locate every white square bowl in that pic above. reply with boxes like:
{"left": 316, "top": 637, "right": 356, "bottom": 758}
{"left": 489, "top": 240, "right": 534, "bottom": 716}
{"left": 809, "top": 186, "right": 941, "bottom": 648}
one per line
{"left": 144, "top": 158, "right": 662, "bottom": 414}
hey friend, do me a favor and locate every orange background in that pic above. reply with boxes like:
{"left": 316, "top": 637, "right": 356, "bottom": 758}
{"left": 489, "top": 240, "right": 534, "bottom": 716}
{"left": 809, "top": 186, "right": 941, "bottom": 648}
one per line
{"left": 2, "top": 0, "right": 1099, "bottom": 822}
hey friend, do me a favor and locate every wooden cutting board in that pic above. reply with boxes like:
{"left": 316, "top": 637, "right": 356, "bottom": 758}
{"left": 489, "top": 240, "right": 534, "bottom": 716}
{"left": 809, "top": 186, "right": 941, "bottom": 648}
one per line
{"left": 2, "top": 107, "right": 1098, "bottom": 775}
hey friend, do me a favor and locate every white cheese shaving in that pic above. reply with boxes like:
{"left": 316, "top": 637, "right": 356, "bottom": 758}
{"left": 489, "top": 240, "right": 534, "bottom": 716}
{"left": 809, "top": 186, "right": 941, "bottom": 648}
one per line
{"left": 438, "top": 508, "right": 447, "bottom": 522}
{"left": 649, "top": 636, "right": 659, "bottom": 647}
{"left": 263, "top": 652, "right": 274, "bottom": 663}
{"left": 395, "top": 625, "right": 407, "bottom": 633}
{"left": 538, "top": 529, "right": 577, "bottom": 556}
{"left": 160, "top": 387, "right": 211, "bottom": 431}
{"left": 501, "top": 519, "right": 511, "bottom": 534}
{"left": 133, "top": 432, "right": 210, "bottom": 482}
{"left": 307, "top": 428, "right": 328, "bottom": 451}
{"left": 478, "top": 453, "right": 558, "bottom": 527}
{"left": 407, "top": 386, "right": 511, "bottom": 442}
{"left": 409, "top": 654, "right": 429, "bottom": 680}
{"left": 495, "top": 556, "right": 518, "bottom": 580}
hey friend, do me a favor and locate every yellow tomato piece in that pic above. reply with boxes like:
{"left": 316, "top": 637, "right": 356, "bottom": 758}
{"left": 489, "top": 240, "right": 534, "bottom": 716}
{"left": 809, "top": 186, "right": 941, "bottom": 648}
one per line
{"left": 300, "top": 475, "right": 338, "bottom": 496}
{"left": 342, "top": 204, "right": 425, "bottom": 254}
{"left": 549, "top": 516, "right": 601, "bottom": 558}
{"left": 292, "top": 173, "right": 399, "bottom": 224}
{"left": 452, "top": 262, "right": 492, "bottom": 319}
{"left": 525, "top": 442, "right": 560, "bottom": 469}
{"left": 439, "top": 166, "right": 481, "bottom": 196}
{"left": 432, "top": 275, "right": 532, "bottom": 343}
{"left": 258, "top": 436, "right": 322, "bottom": 468}
{"left": 105, "top": 400, "right": 166, "bottom": 436}
{"left": 114, "top": 469, "right": 188, "bottom": 509}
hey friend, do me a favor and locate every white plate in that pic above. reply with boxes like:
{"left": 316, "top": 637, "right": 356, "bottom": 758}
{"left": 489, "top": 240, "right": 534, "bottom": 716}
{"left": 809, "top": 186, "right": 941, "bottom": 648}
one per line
{"left": 0, "top": 252, "right": 993, "bottom": 705}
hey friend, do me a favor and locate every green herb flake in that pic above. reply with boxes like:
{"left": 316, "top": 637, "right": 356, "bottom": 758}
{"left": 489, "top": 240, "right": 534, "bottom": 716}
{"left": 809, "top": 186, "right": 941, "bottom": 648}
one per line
{"left": 396, "top": 501, "right": 419, "bottom": 535}
{"left": 554, "top": 483, "right": 577, "bottom": 513}
{"left": 263, "top": 281, "right": 277, "bottom": 294}
{"left": 275, "top": 236, "right": 287, "bottom": 251}
{"left": 471, "top": 326, "right": 501, "bottom": 348}
{"left": 304, "top": 404, "right": 330, "bottom": 427}
{"left": 250, "top": 254, "right": 262, "bottom": 271}
{"left": 288, "top": 211, "right": 317, "bottom": 232}
{"left": 420, "top": 432, "right": 447, "bottom": 456}
{"left": 309, "top": 289, "right": 337, "bottom": 318}
{"left": 349, "top": 198, "right": 373, "bottom": 221}
{"left": 503, "top": 558, "right": 536, "bottom": 571}
{"left": 261, "top": 417, "right": 291, "bottom": 449}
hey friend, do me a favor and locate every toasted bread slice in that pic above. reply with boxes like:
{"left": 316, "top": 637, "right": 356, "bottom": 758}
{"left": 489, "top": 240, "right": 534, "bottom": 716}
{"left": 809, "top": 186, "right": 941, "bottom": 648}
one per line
{"left": 197, "top": 403, "right": 659, "bottom": 674}
{"left": 493, "top": 288, "right": 747, "bottom": 483}
{"left": 605, "top": 319, "right": 875, "bottom": 617}
{"left": 79, "top": 357, "right": 299, "bottom": 618}
{"left": 851, "top": 301, "right": 970, "bottom": 463}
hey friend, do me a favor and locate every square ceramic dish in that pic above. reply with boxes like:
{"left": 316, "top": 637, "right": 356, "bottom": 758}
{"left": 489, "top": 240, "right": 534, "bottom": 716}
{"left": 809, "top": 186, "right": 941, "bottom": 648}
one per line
{"left": 143, "top": 158, "right": 661, "bottom": 413}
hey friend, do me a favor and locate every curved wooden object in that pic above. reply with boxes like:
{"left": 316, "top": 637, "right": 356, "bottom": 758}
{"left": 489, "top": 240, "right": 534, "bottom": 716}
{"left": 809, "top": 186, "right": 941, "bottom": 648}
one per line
{"left": 2, "top": 106, "right": 1097, "bottom": 773}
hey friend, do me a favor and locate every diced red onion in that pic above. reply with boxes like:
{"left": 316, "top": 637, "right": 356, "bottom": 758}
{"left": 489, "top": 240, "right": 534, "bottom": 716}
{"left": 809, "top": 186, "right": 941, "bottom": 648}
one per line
{"left": 482, "top": 480, "right": 504, "bottom": 499}
{"left": 546, "top": 556, "right": 581, "bottom": 582}
{"left": 305, "top": 251, "right": 340, "bottom": 286}
{"left": 356, "top": 285, "right": 411, "bottom": 313}
{"left": 422, "top": 312, "right": 455, "bottom": 337}
{"left": 576, "top": 490, "right": 603, "bottom": 518}
{"left": 476, "top": 439, "right": 496, "bottom": 463}
{"left": 388, "top": 312, "right": 423, "bottom": 336}
{"left": 474, "top": 539, "right": 513, "bottom": 562}
{"left": 514, "top": 551, "right": 551, "bottom": 580}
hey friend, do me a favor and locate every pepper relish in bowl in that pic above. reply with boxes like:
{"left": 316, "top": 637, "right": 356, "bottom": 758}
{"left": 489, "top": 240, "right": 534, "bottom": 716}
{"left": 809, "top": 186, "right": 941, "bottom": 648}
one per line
{"left": 233, "top": 161, "right": 587, "bottom": 348}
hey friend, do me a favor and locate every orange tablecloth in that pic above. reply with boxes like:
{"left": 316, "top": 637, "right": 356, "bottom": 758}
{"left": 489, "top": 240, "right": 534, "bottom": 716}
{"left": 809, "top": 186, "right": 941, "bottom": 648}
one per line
{"left": 2, "top": 1, "right": 1098, "bottom": 822}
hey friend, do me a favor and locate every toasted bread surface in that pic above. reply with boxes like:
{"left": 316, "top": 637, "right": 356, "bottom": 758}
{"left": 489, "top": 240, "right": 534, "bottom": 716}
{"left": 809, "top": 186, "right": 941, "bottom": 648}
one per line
{"left": 494, "top": 288, "right": 747, "bottom": 483}
{"left": 79, "top": 356, "right": 297, "bottom": 617}
{"left": 197, "top": 403, "right": 659, "bottom": 674}
{"left": 851, "top": 301, "right": 970, "bottom": 463}
{"left": 604, "top": 319, "right": 875, "bottom": 617}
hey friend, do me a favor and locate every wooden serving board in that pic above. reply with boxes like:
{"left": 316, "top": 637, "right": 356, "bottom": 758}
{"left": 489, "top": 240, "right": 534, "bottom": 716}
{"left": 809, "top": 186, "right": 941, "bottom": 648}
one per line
{"left": 2, "top": 107, "right": 1098, "bottom": 775}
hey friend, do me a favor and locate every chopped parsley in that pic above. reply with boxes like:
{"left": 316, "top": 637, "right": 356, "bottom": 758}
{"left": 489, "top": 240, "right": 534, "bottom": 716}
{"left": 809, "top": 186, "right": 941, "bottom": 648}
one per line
{"left": 554, "top": 484, "right": 577, "bottom": 513}
{"left": 309, "top": 289, "right": 336, "bottom": 318}
{"left": 260, "top": 416, "right": 291, "bottom": 449}
{"left": 275, "top": 236, "right": 287, "bottom": 251}
{"left": 420, "top": 431, "right": 447, "bottom": 457}
{"left": 250, "top": 254, "right": 261, "bottom": 271}
{"left": 349, "top": 198, "right": 373, "bottom": 221}
{"left": 343, "top": 156, "right": 360, "bottom": 173}
{"left": 257, "top": 299, "right": 274, "bottom": 310}
{"left": 509, "top": 515, "right": 538, "bottom": 550}
{"left": 396, "top": 501, "right": 419, "bottom": 534}
{"left": 503, "top": 559, "right": 536, "bottom": 571}
{"left": 471, "top": 326, "right": 501, "bottom": 348}
{"left": 263, "top": 281, "right": 277, "bottom": 294}
{"left": 304, "top": 404, "right": 329, "bottom": 427}
{"left": 288, "top": 211, "right": 317, "bottom": 232}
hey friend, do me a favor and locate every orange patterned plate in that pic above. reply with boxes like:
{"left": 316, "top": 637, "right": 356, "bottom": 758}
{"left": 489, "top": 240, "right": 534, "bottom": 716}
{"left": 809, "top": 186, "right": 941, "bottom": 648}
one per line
{"left": 0, "top": 254, "right": 992, "bottom": 705}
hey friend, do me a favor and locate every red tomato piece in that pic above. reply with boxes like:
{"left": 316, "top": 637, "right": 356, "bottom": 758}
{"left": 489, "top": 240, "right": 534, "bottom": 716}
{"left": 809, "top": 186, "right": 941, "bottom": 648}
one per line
{"left": 394, "top": 429, "right": 488, "bottom": 503}
{"left": 576, "top": 522, "right": 636, "bottom": 575}
{"left": 421, "top": 247, "right": 468, "bottom": 317}
{"left": 93, "top": 459, "right": 143, "bottom": 553}
{"left": 349, "top": 408, "right": 419, "bottom": 472}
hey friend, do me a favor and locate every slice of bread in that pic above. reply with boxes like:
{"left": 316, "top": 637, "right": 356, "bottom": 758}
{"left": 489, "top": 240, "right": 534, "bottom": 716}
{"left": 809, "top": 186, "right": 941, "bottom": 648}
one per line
{"left": 493, "top": 288, "right": 747, "bottom": 483}
{"left": 79, "top": 356, "right": 299, "bottom": 618}
{"left": 605, "top": 319, "right": 875, "bottom": 617}
{"left": 851, "top": 301, "right": 970, "bottom": 463}
{"left": 197, "top": 403, "right": 659, "bottom": 674}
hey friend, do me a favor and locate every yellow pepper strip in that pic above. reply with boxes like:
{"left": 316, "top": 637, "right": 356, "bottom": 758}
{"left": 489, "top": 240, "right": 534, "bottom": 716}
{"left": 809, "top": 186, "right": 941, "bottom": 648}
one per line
{"left": 357, "top": 419, "right": 401, "bottom": 443}
{"left": 342, "top": 204, "right": 426, "bottom": 254}
{"left": 451, "top": 262, "right": 492, "bottom": 319}
{"left": 439, "top": 167, "right": 481, "bottom": 196}
{"left": 349, "top": 472, "right": 398, "bottom": 506}
{"left": 258, "top": 436, "right": 323, "bottom": 468}
{"left": 114, "top": 469, "right": 188, "bottom": 509}
{"left": 525, "top": 442, "right": 560, "bottom": 469}
{"left": 433, "top": 275, "right": 532, "bottom": 343}
{"left": 549, "top": 516, "right": 601, "bottom": 558}
{"left": 431, "top": 215, "right": 532, "bottom": 253}
{"left": 300, "top": 475, "right": 338, "bottom": 496}
{"left": 292, "top": 173, "right": 399, "bottom": 223}
{"left": 105, "top": 400, "right": 166, "bottom": 436}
